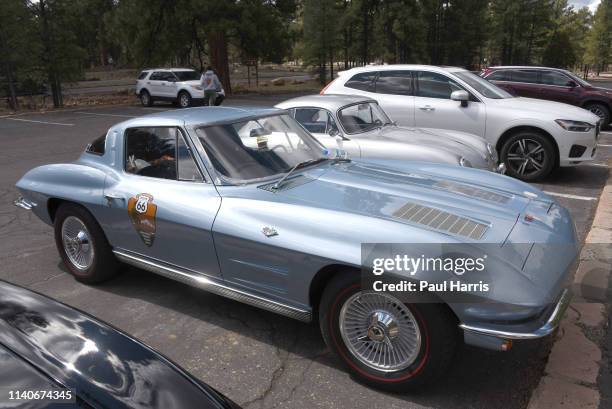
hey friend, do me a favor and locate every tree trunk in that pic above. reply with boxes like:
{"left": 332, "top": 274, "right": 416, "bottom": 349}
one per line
{"left": 5, "top": 65, "right": 18, "bottom": 110}
{"left": 208, "top": 31, "right": 231, "bottom": 94}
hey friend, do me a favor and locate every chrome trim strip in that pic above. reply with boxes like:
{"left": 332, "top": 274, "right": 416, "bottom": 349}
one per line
{"left": 459, "top": 289, "right": 572, "bottom": 340}
{"left": 113, "top": 250, "right": 312, "bottom": 322}
{"left": 14, "top": 196, "right": 36, "bottom": 210}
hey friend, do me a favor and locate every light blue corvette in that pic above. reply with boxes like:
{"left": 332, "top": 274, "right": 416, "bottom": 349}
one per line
{"left": 14, "top": 107, "right": 577, "bottom": 391}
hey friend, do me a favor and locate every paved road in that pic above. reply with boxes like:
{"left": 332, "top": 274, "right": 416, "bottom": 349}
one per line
{"left": 0, "top": 97, "right": 610, "bottom": 409}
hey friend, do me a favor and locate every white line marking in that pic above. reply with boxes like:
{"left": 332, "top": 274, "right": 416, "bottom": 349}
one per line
{"left": 543, "top": 191, "right": 597, "bottom": 201}
{"left": 581, "top": 162, "right": 609, "bottom": 168}
{"left": 75, "top": 111, "right": 135, "bottom": 118}
{"left": 0, "top": 117, "right": 74, "bottom": 126}
{"left": 597, "top": 144, "right": 612, "bottom": 147}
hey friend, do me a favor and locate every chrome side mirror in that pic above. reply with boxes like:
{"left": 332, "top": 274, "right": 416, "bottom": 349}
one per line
{"left": 451, "top": 90, "right": 469, "bottom": 107}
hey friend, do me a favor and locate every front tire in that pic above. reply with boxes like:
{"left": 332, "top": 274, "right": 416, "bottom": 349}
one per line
{"left": 177, "top": 91, "right": 192, "bottom": 108}
{"left": 319, "top": 272, "right": 457, "bottom": 391}
{"left": 585, "top": 103, "right": 610, "bottom": 128}
{"left": 140, "top": 90, "right": 153, "bottom": 107}
{"left": 500, "top": 131, "right": 556, "bottom": 181}
{"left": 54, "top": 203, "right": 120, "bottom": 284}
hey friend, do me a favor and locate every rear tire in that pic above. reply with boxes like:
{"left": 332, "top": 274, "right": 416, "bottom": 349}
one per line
{"left": 585, "top": 103, "right": 610, "bottom": 128}
{"left": 54, "top": 203, "right": 120, "bottom": 284}
{"left": 140, "top": 90, "right": 153, "bottom": 107}
{"left": 178, "top": 91, "right": 192, "bottom": 108}
{"left": 319, "top": 271, "right": 458, "bottom": 391}
{"left": 500, "top": 131, "right": 556, "bottom": 181}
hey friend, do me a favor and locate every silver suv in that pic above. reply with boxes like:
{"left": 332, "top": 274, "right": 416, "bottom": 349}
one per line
{"left": 135, "top": 68, "right": 204, "bottom": 108}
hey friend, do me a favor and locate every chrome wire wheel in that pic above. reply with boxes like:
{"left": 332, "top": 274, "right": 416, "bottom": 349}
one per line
{"left": 506, "top": 138, "right": 546, "bottom": 177}
{"left": 61, "top": 216, "right": 94, "bottom": 270}
{"left": 339, "top": 291, "right": 421, "bottom": 372}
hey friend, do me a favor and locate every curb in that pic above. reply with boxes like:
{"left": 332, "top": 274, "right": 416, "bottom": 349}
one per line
{"left": 528, "top": 163, "right": 611, "bottom": 409}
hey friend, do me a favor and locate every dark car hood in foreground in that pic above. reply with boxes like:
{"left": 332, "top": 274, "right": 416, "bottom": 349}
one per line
{"left": 0, "top": 281, "right": 238, "bottom": 409}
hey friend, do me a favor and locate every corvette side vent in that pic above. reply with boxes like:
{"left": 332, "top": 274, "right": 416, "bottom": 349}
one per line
{"left": 392, "top": 202, "right": 489, "bottom": 240}
{"left": 434, "top": 181, "right": 510, "bottom": 204}
{"left": 258, "top": 175, "right": 313, "bottom": 193}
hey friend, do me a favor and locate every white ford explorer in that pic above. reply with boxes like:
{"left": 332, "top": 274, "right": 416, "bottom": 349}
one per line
{"left": 135, "top": 68, "right": 206, "bottom": 108}
{"left": 322, "top": 64, "right": 601, "bottom": 180}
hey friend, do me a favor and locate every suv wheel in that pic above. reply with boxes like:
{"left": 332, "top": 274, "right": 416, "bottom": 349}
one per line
{"left": 140, "top": 90, "right": 153, "bottom": 107}
{"left": 178, "top": 91, "right": 192, "bottom": 108}
{"left": 54, "top": 203, "right": 120, "bottom": 284}
{"left": 319, "top": 271, "right": 457, "bottom": 391}
{"left": 500, "top": 131, "right": 555, "bottom": 181}
{"left": 585, "top": 103, "right": 610, "bottom": 128}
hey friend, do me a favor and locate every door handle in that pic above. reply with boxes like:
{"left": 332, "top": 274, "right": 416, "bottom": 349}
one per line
{"left": 419, "top": 105, "right": 435, "bottom": 111}
{"left": 104, "top": 193, "right": 125, "bottom": 206}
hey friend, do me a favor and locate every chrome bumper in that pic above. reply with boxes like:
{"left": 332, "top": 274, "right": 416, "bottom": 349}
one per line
{"left": 460, "top": 289, "right": 572, "bottom": 340}
{"left": 14, "top": 196, "right": 37, "bottom": 210}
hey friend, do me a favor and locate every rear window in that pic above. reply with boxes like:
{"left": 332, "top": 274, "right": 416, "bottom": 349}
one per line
{"left": 137, "top": 71, "right": 149, "bottom": 80}
{"left": 173, "top": 70, "right": 200, "bottom": 81}
{"left": 86, "top": 134, "right": 106, "bottom": 155}
{"left": 345, "top": 72, "right": 376, "bottom": 92}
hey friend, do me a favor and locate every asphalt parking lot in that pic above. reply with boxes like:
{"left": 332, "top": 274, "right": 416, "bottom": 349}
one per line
{"left": 0, "top": 97, "right": 610, "bottom": 409}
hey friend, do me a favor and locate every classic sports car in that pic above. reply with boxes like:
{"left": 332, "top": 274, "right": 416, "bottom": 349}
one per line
{"left": 0, "top": 280, "right": 241, "bottom": 408}
{"left": 275, "top": 95, "right": 505, "bottom": 172}
{"left": 15, "top": 107, "right": 576, "bottom": 391}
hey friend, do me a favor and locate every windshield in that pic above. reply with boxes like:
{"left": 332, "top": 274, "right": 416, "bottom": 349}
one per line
{"left": 561, "top": 70, "right": 591, "bottom": 87}
{"left": 196, "top": 114, "right": 328, "bottom": 183}
{"left": 173, "top": 70, "right": 200, "bottom": 81}
{"left": 454, "top": 71, "right": 514, "bottom": 99}
{"left": 338, "top": 102, "right": 392, "bottom": 134}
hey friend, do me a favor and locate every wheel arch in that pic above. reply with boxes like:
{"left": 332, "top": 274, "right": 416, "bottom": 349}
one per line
{"left": 496, "top": 125, "right": 560, "bottom": 168}
{"left": 581, "top": 99, "right": 612, "bottom": 115}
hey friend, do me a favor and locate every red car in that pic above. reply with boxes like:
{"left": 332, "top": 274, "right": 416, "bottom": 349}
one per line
{"left": 481, "top": 66, "right": 612, "bottom": 127}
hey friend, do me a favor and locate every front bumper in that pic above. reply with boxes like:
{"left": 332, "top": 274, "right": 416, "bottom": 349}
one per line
{"left": 460, "top": 289, "right": 572, "bottom": 350}
{"left": 14, "top": 196, "right": 37, "bottom": 210}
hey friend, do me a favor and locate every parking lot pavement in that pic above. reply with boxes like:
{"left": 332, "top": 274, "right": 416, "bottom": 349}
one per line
{"left": 0, "top": 100, "right": 610, "bottom": 409}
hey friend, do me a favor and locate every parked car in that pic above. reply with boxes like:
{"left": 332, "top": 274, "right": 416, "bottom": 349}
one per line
{"left": 275, "top": 94, "right": 504, "bottom": 173}
{"left": 15, "top": 107, "right": 576, "bottom": 391}
{"left": 0, "top": 280, "right": 241, "bottom": 409}
{"left": 322, "top": 65, "right": 601, "bottom": 181}
{"left": 481, "top": 66, "right": 612, "bottom": 126}
{"left": 136, "top": 68, "right": 225, "bottom": 108}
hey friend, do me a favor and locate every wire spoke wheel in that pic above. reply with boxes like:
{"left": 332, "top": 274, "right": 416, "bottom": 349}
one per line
{"left": 61, "top": 216, "right": 94, "bottom": 270}
{"left": 506, "top": 138, "right": 546, "bottom": 177}
{"left": 339, "top": 291, "right": 421, "bottom": 372}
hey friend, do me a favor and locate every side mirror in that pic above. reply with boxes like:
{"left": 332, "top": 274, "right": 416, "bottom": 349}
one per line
{"left": 451, "top": 90, "right": 469, "bottom": 107}
{"left": 328, "top": 127, "right": 339, "bottom": 137}
{"left": 566, "top": 80, "right": 577, "bottom": 88}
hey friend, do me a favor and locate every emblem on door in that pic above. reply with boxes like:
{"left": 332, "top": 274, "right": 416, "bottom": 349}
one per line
{"left": 127, "top": 193, "right": 158, "bottom": 246}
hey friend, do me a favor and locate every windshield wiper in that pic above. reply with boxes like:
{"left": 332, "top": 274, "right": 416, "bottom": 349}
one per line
{"left": 271, "top": 158, "right": 327, "bottom": 190}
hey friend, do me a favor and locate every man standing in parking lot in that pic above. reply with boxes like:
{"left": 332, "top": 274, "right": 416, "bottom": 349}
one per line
{"left": 201, "top": 66, "right": 222, "bottom": 106}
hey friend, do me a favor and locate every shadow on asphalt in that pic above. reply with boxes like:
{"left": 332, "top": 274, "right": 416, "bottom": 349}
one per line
{"left": 90, "top": 266, "right": 553, "bottom": 408}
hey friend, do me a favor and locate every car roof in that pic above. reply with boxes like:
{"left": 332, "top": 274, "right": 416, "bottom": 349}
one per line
{"left": 487, "top": 66, "right": 564, "bottom": 71}
{"left": 142, "top": 68, "right": 196, "bottom": 72}
{"left": 337, "top": 64, "right": 468, "bottom": 76}
{"left": 117, "top": 106, "right": 284, "bottom": 128}
{"left": 276, "top": 94, "right": 376, "bottom": 110}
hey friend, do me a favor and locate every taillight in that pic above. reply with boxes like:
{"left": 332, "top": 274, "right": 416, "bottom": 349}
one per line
{"left": 320, "top": 78, "right": 338, "bottom": 95}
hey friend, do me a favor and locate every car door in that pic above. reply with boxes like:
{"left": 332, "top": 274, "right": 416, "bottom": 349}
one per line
{"left": 292, "top": 107, "right": 361, "bottom": 157}
{"left": 101, "top": 126, "right": 222, "bottom": 278}
{"left": 538, "top": 70, "right": 580, "bottom": 105}
{"left": 146, "top": 72, "right": 166, "bottom": 96}
{"left": 159, "top": 72, "right": 178, "bottom": 98}
{"left": 506, "top": 69, "right": 542, "bottom": 98}
{"left": 372, "top": 70, "right": 415, "bottom": 126}
{"left": 413, "top": 71, "right": 486, "bottom": 137}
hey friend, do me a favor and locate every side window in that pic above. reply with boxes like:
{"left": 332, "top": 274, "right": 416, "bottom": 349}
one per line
{"left": 86, "top": 134, "right": 106, "bottom": 155}
{"left": 375, "top": 71, "right": 413, "bottom": 95}
{"left": 510, "top": 70, "right": 539, "bottom": 84}
{"left": 416, "top": 71, "right": 462, "bottom": 99}
{"left": 163, "top": 72, "right": 177, "bottom": 82}
{"left": 177, "top": 132, "right": 203, "bottom": 182}
{"left": 540, "top": 71, "right": 571, "bottom": 86}
{"left": 137, "top": 71, "right": 149, "bottom": 80}
{"left": 125, "top": 127, "right": 177, "bottom": 180}
{"left": 487, "top": 70, "right": 510, "bottom": 81}
{"left": 149, "top": 72, "right": 164, "bottom": 81}
{"left": 294, "top": 108, "right": 332, "bottom": 134}
{"left": 345, "top": 72, "right": 376, "bottom": 92}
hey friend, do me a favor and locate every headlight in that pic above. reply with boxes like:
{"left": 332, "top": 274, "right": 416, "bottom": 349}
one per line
{"left": 555, "top": 119, "right": 594, "bottom": 132}
{"left": 190, "top": 85, "right": 203, "bottom": 90}
{"left": 459, "top": 157, "right": 472, "bottom": 167}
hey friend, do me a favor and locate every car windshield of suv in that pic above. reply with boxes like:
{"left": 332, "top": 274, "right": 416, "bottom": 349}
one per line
{"left": 196, "top": 114, "right": 328, "bottom": 183}
{"left": 173, "top": 71, "right": 200, "bottom": 81}
{"left": 454, "top": 71, "right": 514, "bottom": 99}
{"left": 338, "top": 102, "right": 392, "bottom": 134}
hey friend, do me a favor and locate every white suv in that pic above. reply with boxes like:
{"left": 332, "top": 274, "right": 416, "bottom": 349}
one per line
{"left": 322, "top": 65, "right": 601, "bottom": 180}
{"left": 136, "top": 68, "right": 205, "bottom": 108}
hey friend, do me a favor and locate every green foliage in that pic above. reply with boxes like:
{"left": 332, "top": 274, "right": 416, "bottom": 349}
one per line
{"left": 585, "top": 0, "right": 612, "bottom": 73}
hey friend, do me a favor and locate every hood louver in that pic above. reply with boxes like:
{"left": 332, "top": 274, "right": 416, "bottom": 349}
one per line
{"left": 393, "top": 202, "right": 489, "bottom": 240}
{"left": 434, "top": 181, "right": 510, "bottom": 204}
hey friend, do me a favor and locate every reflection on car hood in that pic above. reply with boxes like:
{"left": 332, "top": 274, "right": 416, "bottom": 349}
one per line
{"left": 0, "top": 281, "right": 238, "bottom": 409}
{"left": 495, "top": 97, "right": 600, "bottom": 122}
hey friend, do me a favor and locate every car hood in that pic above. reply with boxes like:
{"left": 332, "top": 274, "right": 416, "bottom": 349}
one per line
{"left": 0, "top": 281, "right": 238, "bottom": 409}
{"left": 493, "top": 97, "right": 600, "bottom": 122}
{"left": 269, "top": 161, "right": 556, "bottom": 245}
